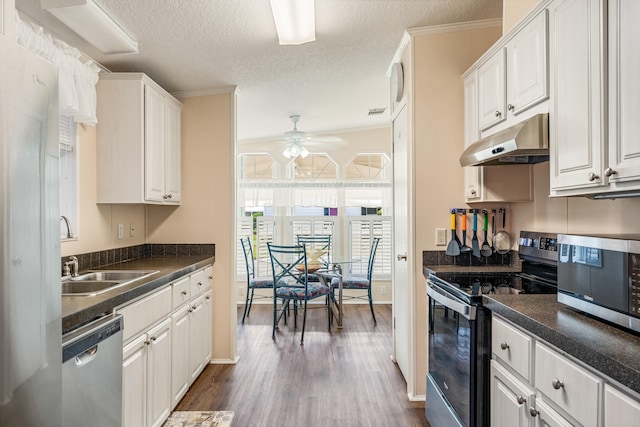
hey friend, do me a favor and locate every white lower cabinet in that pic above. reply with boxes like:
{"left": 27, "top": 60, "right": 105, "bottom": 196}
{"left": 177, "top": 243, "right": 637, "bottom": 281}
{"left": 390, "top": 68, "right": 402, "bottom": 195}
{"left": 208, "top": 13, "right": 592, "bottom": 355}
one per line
{"left": 491, "top": 360, "right": 535, "bottom": 427}
{"left": 120, "top": 265, "right": 213, "bottom": 426}
{"left": 491, "top": 315, "right": 640, "bottom": 427}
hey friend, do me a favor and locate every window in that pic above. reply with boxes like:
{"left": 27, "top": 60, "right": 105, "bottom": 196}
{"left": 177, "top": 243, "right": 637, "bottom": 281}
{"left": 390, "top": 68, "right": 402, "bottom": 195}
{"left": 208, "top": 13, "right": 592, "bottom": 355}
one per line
{"left": 290, "top": 154, "right": 337, "bottom": 179}
{"left": 346, "top": 154, "right": 390, "bottom": 180}
{"left": 59, "top": 116, "right": 78, "bottom": 239}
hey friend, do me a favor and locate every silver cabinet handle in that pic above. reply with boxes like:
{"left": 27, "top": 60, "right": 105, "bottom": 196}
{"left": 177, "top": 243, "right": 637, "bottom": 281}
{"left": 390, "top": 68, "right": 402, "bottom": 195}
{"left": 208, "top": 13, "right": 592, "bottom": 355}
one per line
{"left": 516, "top": 396, "right": 526, "bottom": 405}
{"left": 167, "top": 194, "right": 172, "bottom": 199}
{"left": 208, "top": 276, "right": 213, "bottom": 280}
{"left": 470, "top": 189, "right": 477, "bottom": 196}
{"left": 552, "top": 378, "right": 564, "bottom": 389}
{"left": 396, "top": 253, "right": 407, "bottom": 261}
{"left": 507, "top": 104, "right": 515, "bottom": 111}
{"left": 500, "top": 341, "right": 509, "bottom": 350}
{"left": 529, "top": 408, "right": 539, "bottom": 417}
{"left": 198, "top": 282, "right": 203, "bottom": 287}
{"left": 495, "top": 110, "right": 502, "bottom": 117}
{"left": 605, "top": 167, "right": 617, "bottom": 177}
{"left": 181, "top": 291, "right": 187, "bottom": 296}
{"left": 206, "top": 296, "right": 211, "bottom": 300}
{"left": 588, "top": 172, "right": 600, "bottom": 182}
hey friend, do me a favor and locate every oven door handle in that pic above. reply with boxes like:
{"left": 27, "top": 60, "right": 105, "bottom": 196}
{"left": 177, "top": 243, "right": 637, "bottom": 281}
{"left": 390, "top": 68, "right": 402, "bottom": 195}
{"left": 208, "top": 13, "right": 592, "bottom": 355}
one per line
{"left": 427, "top": 282, "right": 477, "bottom": 321}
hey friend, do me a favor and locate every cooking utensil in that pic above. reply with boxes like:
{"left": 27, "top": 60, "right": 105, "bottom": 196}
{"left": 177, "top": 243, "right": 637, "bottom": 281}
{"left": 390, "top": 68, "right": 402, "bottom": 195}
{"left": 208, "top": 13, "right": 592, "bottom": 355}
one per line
{"left": 494, "top": 208, "right": 513, "bottom": 254}
{"left": 459, "top": 209, "right": 471, "bottom": 253}
{"left": 491, "top": 209, "right": 497, "bottom": 252}
{"left": 480, "top": 210, "right": 492, "bottom": 257}
{"left": 445, "top": 209, "right": 460, "bottom": 256}
{"left": 471, "top": 210, "right": 481, "bottom": 258}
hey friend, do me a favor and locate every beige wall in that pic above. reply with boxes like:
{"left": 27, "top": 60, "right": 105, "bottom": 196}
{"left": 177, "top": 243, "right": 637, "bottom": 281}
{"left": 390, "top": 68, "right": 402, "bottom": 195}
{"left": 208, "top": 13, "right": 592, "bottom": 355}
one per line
{"left": 412, "top": 24, "right": 503, "bottom": 397}
{"left": 503, "top": 0, "right": 542, "bottom": 33}
{"left": 60, "top": 124, "right": 146, "bottom": 257}
{"left": 147, "top": 92, "right": 236, "bottom": 362}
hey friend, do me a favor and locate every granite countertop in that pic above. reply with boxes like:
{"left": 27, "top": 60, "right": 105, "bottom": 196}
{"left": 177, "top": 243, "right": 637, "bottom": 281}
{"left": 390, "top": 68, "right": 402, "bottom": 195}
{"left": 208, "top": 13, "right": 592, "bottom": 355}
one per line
{"left": 484, "top": 294, "right": 640, "bottom": 394}
{"left": 62, "top": 255, "right": 214, "bottom": 334}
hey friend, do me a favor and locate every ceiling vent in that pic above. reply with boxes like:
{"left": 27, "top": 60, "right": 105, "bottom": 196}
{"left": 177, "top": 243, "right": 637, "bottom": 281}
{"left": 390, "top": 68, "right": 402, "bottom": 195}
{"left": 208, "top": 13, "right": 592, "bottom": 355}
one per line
{"left": 368, "top": 107, "right": 386, "bottom": 116}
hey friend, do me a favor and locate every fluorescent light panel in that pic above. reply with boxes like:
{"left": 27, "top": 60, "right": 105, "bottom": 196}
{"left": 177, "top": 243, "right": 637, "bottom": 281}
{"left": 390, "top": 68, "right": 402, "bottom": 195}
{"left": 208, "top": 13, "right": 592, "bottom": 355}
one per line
{"left": 41, "top": 0, "right": 138, "bottom": 54}
{"left": 269, "top": 0, "right": 315, "bottom": 45}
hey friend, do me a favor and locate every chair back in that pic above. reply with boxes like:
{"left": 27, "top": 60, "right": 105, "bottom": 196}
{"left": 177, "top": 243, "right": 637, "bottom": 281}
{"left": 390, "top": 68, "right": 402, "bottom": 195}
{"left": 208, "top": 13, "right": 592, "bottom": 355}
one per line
{"left": 267, "top": 243, "right": 308, "bottom": 288}
{"left": 366, "top": 237, "right": 381, "bottom": 281}
{"left": 296, "top": 234, "right": 331, "bottom": 266}
{"left": 240, "top": 237, "right": 255, "bottom": 279}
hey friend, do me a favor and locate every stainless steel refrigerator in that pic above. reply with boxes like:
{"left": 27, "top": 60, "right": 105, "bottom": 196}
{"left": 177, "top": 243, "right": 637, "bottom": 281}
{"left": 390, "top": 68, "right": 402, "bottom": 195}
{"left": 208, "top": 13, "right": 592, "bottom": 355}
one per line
{"left": 0, "top": 34, "right": 61, "bottom": 426}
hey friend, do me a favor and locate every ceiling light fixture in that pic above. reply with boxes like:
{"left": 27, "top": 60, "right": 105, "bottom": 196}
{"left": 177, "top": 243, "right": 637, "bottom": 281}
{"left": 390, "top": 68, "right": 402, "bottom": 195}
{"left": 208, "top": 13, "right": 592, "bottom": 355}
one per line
{"left": 282, "top": 141, "right": 310, "bottom": 159}
{"left": 41, "top": 0, "right": 139, "bottom": 54}
{"left": 269, "top": 0, "right": 316, "bottom": 45}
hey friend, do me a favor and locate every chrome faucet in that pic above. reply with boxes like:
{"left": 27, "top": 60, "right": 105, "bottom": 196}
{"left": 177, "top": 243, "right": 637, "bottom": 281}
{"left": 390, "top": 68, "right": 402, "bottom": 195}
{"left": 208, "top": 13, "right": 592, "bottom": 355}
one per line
{"left": 60, "top": 215, "right": 73, "bottom": 239}
{"left": 63, "top": 256, "right": 79, "bottom": 277}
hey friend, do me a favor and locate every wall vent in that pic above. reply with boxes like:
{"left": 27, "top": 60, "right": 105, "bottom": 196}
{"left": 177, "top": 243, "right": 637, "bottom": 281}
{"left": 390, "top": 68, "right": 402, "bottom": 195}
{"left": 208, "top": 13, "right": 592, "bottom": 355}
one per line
{"left": 368, "top": 107, "right": 386, "bottom": 116}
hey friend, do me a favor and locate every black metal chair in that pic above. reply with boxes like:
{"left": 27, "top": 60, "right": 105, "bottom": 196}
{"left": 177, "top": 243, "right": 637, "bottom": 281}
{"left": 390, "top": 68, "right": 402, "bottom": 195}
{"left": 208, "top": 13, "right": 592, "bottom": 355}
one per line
{"left": 331, "top": 237, "right": 381, "bottom": 324}
{"left": 240, "top": 237, "right": 281, "bottom": 323}
{"left": 267, "top": 243, "right": 331, "bottom": 344}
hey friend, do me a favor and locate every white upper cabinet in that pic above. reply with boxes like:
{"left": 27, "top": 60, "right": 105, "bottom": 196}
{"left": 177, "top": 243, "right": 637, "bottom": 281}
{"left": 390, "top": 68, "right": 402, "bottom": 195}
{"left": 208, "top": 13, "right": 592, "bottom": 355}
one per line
{"left": 463, "top": 70, "right": 483, "bottom": 202}
{"left": 477, "top": 9, "right": 549, "bottom": 135}
{"left": 96, "top": 73, "right": 182, "bottom": 204}
{"left": 606, "top": 0, "right": 640, "bottom": 192}
{"left": 548, "top": 0, "right": 606, "bottom": 195}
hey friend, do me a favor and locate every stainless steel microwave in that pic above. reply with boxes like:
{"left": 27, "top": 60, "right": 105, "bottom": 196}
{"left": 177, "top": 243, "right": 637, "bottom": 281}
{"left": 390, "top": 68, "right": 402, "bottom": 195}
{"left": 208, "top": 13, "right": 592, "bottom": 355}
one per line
{"left": 558, "top": 233, "right": 640, "bottom": 333}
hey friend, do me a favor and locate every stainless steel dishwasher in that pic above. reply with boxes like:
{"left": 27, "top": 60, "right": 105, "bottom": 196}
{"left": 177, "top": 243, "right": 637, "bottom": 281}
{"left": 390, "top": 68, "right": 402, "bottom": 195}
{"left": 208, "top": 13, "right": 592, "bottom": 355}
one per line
{"left": 62, "top": 314, "right": 123, "bottom": 427}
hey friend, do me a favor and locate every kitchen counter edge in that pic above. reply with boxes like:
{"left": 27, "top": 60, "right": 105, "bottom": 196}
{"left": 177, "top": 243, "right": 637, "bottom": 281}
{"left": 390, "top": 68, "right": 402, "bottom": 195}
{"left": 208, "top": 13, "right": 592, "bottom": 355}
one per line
{"left": 483, "top": 294, "right": 640, "bottom": 395}
{"left": 62, "top": 255, "right": 214, "bottom": 333}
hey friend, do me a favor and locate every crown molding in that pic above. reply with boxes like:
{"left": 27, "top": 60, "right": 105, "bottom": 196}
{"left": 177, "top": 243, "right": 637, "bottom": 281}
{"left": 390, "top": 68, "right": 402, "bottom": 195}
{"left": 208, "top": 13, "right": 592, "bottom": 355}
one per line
{"left": 172, "top": 86, "right": 237, "bottom": 99}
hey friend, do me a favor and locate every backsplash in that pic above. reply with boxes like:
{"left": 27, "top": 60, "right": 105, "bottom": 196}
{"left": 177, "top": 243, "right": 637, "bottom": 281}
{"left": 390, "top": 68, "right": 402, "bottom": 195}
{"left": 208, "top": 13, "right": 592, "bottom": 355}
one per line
{"left": 61, "top": 243, "right": 215, "bottom": 275}
{"left": 423, "top": 250, "right": 520, "bottom": 269}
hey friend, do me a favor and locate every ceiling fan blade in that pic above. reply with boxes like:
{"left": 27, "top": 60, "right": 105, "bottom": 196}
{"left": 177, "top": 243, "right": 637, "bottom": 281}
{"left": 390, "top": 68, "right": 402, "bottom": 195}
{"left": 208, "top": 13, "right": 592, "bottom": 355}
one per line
{"left": 305, "top": 135, "right": 345, "bottom": 143}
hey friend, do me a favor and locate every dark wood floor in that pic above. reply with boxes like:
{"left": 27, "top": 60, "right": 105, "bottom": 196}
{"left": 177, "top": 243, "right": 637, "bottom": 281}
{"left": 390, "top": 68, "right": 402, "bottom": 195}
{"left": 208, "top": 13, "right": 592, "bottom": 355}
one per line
{"left": 176, "top": 303, "right": 429, "bottom": 427}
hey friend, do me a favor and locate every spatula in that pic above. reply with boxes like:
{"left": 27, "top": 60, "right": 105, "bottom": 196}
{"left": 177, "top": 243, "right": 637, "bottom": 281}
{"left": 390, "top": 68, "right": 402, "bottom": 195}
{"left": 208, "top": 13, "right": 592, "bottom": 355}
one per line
{"left": 445, "top": 209, "right": 460, "bottom": 256}
{"left": 459, "top": 209, "right": 472, "bottom": 253}
{"left": 471, "top": 210, "right": 481, "bottom": 258}
{"left": 480, "top": 210, "right": 492, "bottom": 257}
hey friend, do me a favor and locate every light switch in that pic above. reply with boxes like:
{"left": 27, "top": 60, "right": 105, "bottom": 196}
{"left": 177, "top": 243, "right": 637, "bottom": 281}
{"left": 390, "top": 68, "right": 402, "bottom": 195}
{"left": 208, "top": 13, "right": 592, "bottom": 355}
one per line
{"left": 130, "top": 223, "right": 136, "bottom": 238}
{"left": 436, "top": 228, "right": 447, "bottom": 246}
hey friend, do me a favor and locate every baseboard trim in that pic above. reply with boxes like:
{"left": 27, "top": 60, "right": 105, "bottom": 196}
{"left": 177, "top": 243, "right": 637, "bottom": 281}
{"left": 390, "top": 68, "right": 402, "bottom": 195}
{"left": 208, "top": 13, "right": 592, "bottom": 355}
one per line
{"left": 209, "top": 356, "right": 239, "bottom": 365}
{"left": 408, "top": 393, "right": 426, "bottom": 402}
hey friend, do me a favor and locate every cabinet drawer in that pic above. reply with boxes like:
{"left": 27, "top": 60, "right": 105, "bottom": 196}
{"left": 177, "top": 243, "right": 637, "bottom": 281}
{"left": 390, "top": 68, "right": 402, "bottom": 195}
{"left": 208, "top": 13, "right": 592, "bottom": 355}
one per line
{"left": 190, "top": 269, "right": 206, "bottom": 297}
{"left": 604, "top": 384, "right": 640, "bottom": 426}
{"left": 118, "top": 285, "right": 172, "bottom": 342}
{"left": 203, "top": 265, "right": 213, "bottom": 289}
{"left": 172, "top": 276, "right": 190, "bottom": 309}
{"left": 535, "top": 342, "right": 602, "bottom": 427}
{"left": 492, "top": 316, "right": 533, "bottom": 381}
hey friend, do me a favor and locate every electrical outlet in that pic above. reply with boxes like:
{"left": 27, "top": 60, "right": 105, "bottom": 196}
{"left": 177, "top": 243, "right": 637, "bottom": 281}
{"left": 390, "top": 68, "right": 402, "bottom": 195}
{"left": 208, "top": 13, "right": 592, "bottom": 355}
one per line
{"left": 130, "top": 223, "right": 136, "bottom": 238}
{"left": 436, "top": 228, "right": 447, "bottom": 246}
{"left": 380, "top": 285, "right": 387, "bottom": 295}
{"left": 117, "top": 223, "right": 123, "bottom": 240}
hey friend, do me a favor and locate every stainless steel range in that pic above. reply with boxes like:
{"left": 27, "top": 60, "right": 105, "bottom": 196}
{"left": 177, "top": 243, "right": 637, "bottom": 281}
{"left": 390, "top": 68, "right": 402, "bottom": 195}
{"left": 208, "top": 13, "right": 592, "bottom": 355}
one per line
{"left": 426, "top": 231, "right": 558, "bottom": 427}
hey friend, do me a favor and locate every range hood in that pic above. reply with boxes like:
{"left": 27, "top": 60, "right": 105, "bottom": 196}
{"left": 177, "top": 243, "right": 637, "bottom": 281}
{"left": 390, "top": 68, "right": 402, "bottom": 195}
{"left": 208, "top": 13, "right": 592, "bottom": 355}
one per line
{"left": 460, "top": 114, "right": 549, "bottom": 167}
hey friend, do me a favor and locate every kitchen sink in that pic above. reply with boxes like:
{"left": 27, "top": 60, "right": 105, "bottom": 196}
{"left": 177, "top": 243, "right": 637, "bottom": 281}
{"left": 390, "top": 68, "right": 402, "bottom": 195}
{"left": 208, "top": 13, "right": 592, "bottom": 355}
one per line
{"left": 70, "top": 270, "right": 157, "bottom": 282}
{"left": 62, "top": 270, "right": 158, "bottom": 296}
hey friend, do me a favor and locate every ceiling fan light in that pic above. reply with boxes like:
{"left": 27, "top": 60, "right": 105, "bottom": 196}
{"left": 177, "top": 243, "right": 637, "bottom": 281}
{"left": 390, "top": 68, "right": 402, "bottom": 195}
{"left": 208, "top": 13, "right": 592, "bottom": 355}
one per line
{"left": 282, "top": 146, "right": 293, "bottom": 158}
{"left": 269, "top": 0, "right": 316, "bottom": 45}
{"left": 299, "top": 146, "right": 310, "bottom": 158}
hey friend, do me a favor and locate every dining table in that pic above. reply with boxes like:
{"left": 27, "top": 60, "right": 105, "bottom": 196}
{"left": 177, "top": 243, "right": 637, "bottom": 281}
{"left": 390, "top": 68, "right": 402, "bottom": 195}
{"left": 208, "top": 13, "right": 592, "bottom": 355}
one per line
{"left": 315, "top": 258, "right": 359, "bottom": 329}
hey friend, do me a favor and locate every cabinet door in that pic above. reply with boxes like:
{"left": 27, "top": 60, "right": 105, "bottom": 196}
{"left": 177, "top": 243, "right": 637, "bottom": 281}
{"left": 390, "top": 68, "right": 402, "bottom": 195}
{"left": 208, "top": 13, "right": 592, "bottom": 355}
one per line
{"left": 507, "top": 10, "right": 548, "bottom": 116}
{"left": 147, "top": 318, "right": 172, "bottom": 427}
{"left": 608, "top": 0, "right": 640, "bottom": 185}
{"left": 463, "top": 71, "right": 483, "bottom": 201}
{"left": 171, "top": 306, "right": 190, "bottom": 409}
{"left": 604, "top": 384, "right": 640, "bottom": 426}
{"left": 144, "top": 84, "right": 166, "bottom": 202}
{"left": 533, "top": 396, "right": 576, "bottom": 427}
{"left": 165, "top": 98, "right": 181, "bottom": 203}
{"left": 478, "top": 48, "right": 507, "bottom": 131}
{"left": 549, "top": 0, "right": 606, "bottom": 194}
{"left": 122, "top": 334, "right": 148, "bottom": 427}
{"left": 491, "top": 361, "right": 535, "bottom": 427}
{"left": 189, "top": 295, "right": 206, "bottom": 381}
{"left": 203, "top": 290, "right": 213, "bottom": 363}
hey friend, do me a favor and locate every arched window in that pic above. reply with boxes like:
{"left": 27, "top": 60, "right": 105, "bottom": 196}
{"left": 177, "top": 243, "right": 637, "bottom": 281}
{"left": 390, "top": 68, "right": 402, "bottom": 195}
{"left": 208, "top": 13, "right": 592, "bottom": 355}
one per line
{"left": 290, "top": 153, "right": 337, "bottom": 179}
{"left": 345, "top": 154, "right": 390, "bottom": 180}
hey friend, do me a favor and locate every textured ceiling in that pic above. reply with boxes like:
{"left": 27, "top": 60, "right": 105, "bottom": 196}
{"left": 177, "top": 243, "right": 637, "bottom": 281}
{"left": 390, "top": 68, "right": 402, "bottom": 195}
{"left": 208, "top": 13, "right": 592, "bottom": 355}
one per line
{"left": 15, "top": 0, "right": 503, "bottom": 142}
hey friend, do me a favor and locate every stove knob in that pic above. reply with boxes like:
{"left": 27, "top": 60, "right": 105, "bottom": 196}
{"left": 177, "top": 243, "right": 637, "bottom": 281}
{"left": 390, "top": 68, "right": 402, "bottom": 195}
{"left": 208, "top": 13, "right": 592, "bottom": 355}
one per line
{"left": 518, "top": 237, "right": 526, "bottom": 246}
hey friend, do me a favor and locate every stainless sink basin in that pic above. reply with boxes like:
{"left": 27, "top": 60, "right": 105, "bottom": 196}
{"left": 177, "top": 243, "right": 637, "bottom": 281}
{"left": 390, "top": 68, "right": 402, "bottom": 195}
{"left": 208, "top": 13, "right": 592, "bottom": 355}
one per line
{"left": 62, "top": 270, "right": 158, "bottom": 296}
{"left": 70, "top": 270, "right": 157, "bottom": 282}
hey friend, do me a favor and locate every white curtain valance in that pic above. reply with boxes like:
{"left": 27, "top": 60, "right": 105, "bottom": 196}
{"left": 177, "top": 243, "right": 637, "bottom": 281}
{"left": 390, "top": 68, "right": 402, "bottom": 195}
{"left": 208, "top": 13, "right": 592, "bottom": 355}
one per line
{"left": 15, "top": 14, "right": 100, "bottom": 125}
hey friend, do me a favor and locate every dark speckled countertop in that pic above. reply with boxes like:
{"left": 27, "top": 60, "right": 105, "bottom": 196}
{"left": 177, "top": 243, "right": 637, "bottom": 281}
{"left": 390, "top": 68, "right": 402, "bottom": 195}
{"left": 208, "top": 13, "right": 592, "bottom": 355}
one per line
{"left": 62, "top": 255, "right": 214, "bottom": 333}
{"left": 484, "top": 294, "right": 640, "bottom": 394}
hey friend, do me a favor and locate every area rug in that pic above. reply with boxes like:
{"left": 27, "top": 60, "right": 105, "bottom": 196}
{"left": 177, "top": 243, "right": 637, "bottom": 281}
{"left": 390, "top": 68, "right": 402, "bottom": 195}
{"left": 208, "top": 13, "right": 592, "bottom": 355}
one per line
{"left": 162, "top": 411, "right": 234, "bottom": 427}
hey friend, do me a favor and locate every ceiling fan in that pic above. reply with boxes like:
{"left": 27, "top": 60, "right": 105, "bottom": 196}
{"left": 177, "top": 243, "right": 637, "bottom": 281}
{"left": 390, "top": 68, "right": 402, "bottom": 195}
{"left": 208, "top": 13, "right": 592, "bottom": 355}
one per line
{"left": 281, "top": 115, "right": 342, "bottom": 159}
